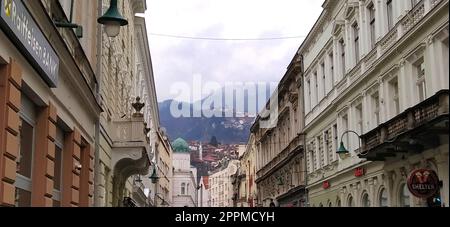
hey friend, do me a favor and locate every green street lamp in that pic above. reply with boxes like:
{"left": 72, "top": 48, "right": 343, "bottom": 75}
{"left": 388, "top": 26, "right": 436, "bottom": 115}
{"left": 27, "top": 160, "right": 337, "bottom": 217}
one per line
{"left": 97, "top": 0, "right": 128, "bottom": 37}
{"left": 337, "top": 130, "right": 361, "bottom": 159}
{"left": 149, "top": 167, "right": 159, "bottom": 184}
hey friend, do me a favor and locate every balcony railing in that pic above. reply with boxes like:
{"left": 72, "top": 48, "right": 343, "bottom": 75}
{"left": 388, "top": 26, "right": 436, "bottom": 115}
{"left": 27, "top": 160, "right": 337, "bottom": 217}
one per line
{"left": 360, "top": 90, "right": 449, "bottom": 159}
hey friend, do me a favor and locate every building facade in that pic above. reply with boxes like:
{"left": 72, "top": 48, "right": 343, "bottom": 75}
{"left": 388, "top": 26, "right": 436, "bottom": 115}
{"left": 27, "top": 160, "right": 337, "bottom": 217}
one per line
{"left": 209, "top": 160, "right": 239, "bottom": 207}
{"left": 235, "top": 138, "right": 257, "bottom": 207}
{"left": 300, "top": 0, "right": 448, "bottom": 207}
{"left": 171, "top": 138, "right": 198, "bottom": 207}
{"left": 0, "top": 0, "right": 165, "bottom": 207}
{"left": 198, "top": 176, "right": 210, "bottom": 207}
{"left": 0, "top": 0, "right": 100, "bottom": 206}
{"left": 251, "top": 54, "right": 307, "bottom": 207}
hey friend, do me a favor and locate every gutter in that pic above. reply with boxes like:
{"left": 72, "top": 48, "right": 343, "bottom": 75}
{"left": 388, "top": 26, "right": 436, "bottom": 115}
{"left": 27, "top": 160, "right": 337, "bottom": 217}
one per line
{"left": 93, "top": 0, "right": 104, "bottom": 207}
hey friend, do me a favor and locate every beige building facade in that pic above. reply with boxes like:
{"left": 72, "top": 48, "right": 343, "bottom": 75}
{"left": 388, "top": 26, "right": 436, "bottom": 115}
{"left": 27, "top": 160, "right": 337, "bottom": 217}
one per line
{"left": 251, "top": 54, "right": 307, "bottom": 207}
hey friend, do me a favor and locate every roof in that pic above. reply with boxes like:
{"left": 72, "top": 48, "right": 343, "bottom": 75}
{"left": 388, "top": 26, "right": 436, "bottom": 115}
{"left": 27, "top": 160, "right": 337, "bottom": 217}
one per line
{"left": 172, "top": 138, "right": 190, "bottom": 153}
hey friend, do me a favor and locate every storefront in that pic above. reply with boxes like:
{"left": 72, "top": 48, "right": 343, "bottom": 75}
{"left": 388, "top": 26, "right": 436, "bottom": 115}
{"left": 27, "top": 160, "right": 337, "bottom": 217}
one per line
{"left": 0, "top": 0, "right": 101, "bottom": 207}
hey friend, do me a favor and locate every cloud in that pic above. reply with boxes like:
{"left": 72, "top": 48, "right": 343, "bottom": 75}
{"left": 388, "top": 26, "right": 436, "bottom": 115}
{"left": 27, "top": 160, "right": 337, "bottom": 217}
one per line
{"left": 145, "top": 0, "right": 323, "bottom": 102}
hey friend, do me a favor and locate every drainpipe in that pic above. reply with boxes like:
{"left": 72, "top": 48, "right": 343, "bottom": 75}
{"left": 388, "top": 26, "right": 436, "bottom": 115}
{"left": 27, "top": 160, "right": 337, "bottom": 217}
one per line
{"left": 93, "top": 0, "right": 104, "bottom": 207}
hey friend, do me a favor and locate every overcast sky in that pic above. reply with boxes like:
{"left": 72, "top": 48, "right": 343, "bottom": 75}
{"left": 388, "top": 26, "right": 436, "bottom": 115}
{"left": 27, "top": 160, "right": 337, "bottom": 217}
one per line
{"left": 144, "top": 0, "right": 323, "bottom": 102}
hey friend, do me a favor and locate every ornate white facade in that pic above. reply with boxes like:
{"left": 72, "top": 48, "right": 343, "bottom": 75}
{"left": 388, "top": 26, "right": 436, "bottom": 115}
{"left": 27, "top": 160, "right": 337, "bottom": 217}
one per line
{"left": 300, "top": 0, "right": 448, "bottom": 207}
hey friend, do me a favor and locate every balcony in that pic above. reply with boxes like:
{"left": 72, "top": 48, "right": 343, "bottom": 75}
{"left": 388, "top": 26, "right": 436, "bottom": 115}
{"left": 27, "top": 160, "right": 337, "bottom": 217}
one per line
{"left": 359, "top": 90, "right": 449, "bottom": 161}
{"left": 110, "top": 98, "right": 152, "bottom": 206}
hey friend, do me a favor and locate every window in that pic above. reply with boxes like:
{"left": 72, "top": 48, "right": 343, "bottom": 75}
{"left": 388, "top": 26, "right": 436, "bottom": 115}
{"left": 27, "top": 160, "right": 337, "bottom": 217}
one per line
{"left": 340, "top": 39, "right": 346, "bottom": 76}
{"left": 181, "top": 183, "right": 186, "bottom": 195}
{"left": 414, "top": 58, "right": 426, "bottom": 102}
{"left": 321, "top": 62, "right": 326, "bottom": 97}
{"left": 53, "top": 126, "right": 65, "bottom": 207}
{"left": 355, "top": 103, "right": 363, "bottom": 135}
{"left": 372, "top": 92, "right": 380, "bottom": 126}
{"left": 307, "top": 79, "right": 311, "bottom": 111}
{"left": 314, "top": 72, "right": 319, "bottom": 105}
{"left": 325, "top": 129, "right": 333, "bottom": 164}
{"left": 15, "top": 94, "right": 37, "bottom": 207}
{"left": 336, "top": 198, "right": 341, "bottom": 207}
{"left": 342, "top": 114, "right": 349, "bottom": 148}
{"left": 389, "top": 77, "right": 400, "bottom": 116}
{"left": 362, "top": 193, "right": 371, "bottom": 207}
{"left": 317, "top": 135, "right": 324, "bottom": 168}
{"left": 329, "top": 52, "right": 335, "bottom": 87}
{"left": 333, "top": 124, "right": 338, "bottom": 156}
{"left": 368, "top": 3, "right": 376, "bottom": 48}
{"left": 347, "top": 196, "right": 355, "bottom": 207}
{"left": 353, "top": 22, "right": 360, "bottom": 63}
{"left": 379, "top": 188, "right": 388, "bottom": 207}
{"left": 386, "top": 0, "right": 394, "bottom": 30}
{"left": 400, "top": 184, "right": 410, "bottom": 207}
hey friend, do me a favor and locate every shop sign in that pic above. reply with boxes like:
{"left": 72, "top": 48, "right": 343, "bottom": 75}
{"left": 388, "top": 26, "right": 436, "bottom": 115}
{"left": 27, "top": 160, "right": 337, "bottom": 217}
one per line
{"left": 407, "top": 169, "right": 440, "bottom": 198}
{"left": 323, "top": 181, "right": 330, "bottom": 189}
{"left": 1, "top": 0, "right": 59, "bottom": 87}
{"left": 354, "top": 167, "right": 365, "bottom": 177}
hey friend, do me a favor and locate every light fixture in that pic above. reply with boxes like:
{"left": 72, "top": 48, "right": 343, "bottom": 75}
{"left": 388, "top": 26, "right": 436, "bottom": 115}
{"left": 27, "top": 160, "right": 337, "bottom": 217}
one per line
{"left": 337, "top": 142, "right": 349, "bottom": 159}
{"left": 149, "top": 167, "right": 159, "bottom": 184}
{"left": 337, "top": 130, "right": 362, "bottom": 160}
{"left": 97, "top": 0, "right": 128, "bottom": 37}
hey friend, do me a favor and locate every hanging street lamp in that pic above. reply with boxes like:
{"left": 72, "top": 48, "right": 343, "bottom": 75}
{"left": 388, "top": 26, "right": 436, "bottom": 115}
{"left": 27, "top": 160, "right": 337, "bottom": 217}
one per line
{"left": 97, "top": 0, "right": 128, "bottom": 37}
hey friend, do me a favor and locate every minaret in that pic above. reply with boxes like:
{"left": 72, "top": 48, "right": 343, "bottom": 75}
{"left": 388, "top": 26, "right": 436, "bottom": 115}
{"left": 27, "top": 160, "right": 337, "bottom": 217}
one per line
{"left": 199, "top": 142, "right": 203, "bottom": 161}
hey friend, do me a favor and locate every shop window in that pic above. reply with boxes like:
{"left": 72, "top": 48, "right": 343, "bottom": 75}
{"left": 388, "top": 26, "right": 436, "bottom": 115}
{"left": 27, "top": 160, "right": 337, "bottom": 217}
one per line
{"left": 52, "top": 126, "right": 65, "bottom": 207}
{"left": 399, "top": 184, "right": 411, "bottom": 207}
{"left": 347, "top": 195, "right": 355, "bottom": 207}
{"left": 15, "top": 94, "right": 37, "bottom": 207}
{"left": 362, "top": 193, "right": 371, "bottom": 207}
{"left": 379, "top": 188, "right": 388, "bottom": 207}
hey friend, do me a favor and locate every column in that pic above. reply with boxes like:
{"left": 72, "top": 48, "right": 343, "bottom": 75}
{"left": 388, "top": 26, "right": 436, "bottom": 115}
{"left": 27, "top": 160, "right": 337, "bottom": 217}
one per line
{"left": 332, "top": 37, "right": 341, "bottom": 83}
{"left": 79, "top": 143, "right": 94, "bottom": 207}
{"left": 344, "top": 19, "right": 353, "bottom": 71}
{"left": 397, "top": 59, "right": 413, "bottom": 112}
{"left": 30, "top": 102, "right": 57, "bottom": 206}
{"left": 62, "top": 128, "right": 83, "bottom": 207}
{"left": 0, "top": 59, "right": 21, "bottom": 206}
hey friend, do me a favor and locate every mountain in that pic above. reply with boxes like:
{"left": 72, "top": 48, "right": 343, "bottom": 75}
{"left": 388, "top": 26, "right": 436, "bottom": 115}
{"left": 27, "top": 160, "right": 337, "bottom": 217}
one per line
{"left": 158, "top": 86, "right": 273, "bottom": 144}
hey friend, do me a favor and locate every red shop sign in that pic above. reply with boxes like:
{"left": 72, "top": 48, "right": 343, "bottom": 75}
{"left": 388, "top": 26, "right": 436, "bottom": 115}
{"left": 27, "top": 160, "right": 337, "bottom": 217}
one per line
{"left": 407, "top": 169, "right": 440, "bottom": 198}
{"left": 355, "top": 167, "right": 365, "bottom": 177}
{"left": 323, "top": 181, "right": 330, "bottom": 189}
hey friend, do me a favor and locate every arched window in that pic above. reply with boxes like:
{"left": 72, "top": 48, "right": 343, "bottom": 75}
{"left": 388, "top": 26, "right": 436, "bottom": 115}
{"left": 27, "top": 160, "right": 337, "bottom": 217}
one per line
{"left": 336, "top": 198, "right": 341, "bottom": 207}
{"left": 187, "top": 183, "right": 190, "bottom": 194}
{"left": 328, "top": 201, "right": 333, "bottom": 207}
{"left": 347, "top": 195, "right": 355, "bottom": 207}
{"left": 181, "top": 183, "right": 186, "bottom": 195}
{"left": 362, "top": 192, "right": 370, "bottom": 207}
{"left": 319, "top": 203, "right": 323, "bottom": 207}
{"left": 379, "top": 188, "right": 388, "bottom": 207}
{"left": 399, "top": 184, "right": 410, "bottom": 207}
